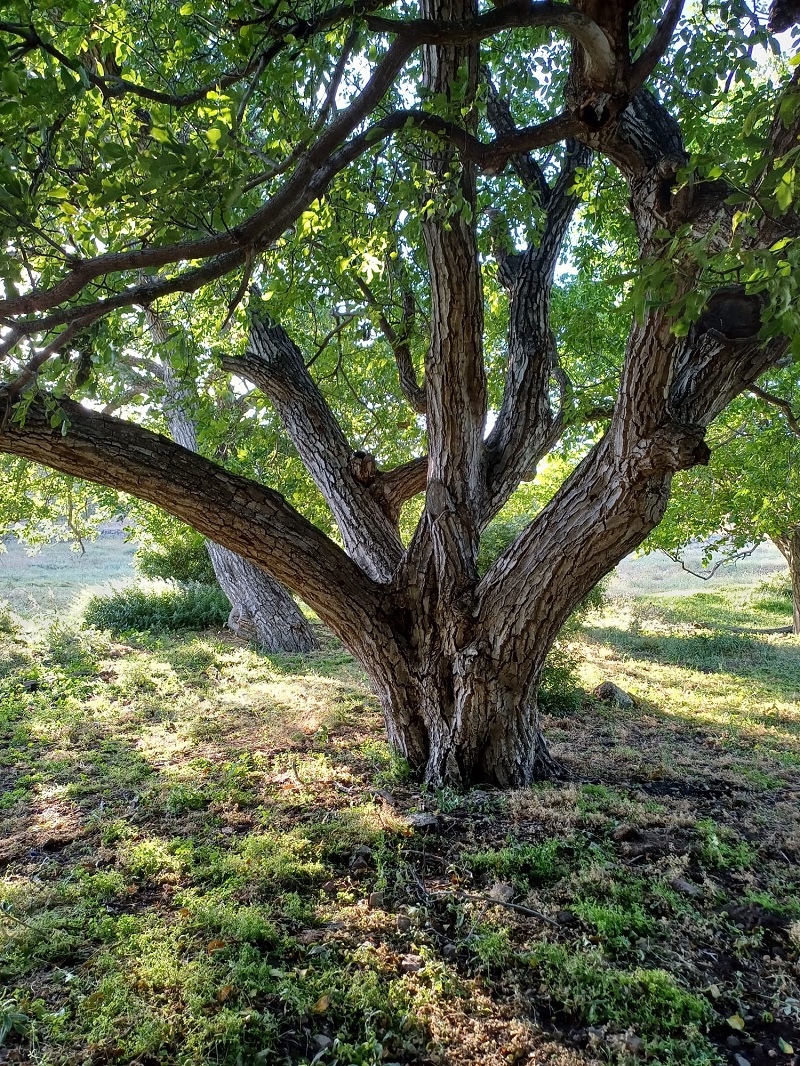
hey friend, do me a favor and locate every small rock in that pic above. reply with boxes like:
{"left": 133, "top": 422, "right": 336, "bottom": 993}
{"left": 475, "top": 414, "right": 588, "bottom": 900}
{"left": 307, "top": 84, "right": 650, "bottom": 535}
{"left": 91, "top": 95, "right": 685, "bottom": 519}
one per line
{"left": 220, "top": 826, "right": 234, "bottom": 836}
{"left": 586, "top": 1027, "right": 605, "bottom": 1048}
{"left": 488, "top": 881, "right": 515, "bottom": 903}
{"left": 406, "top": 812, "right": 440, "bottom": 832}
{"left": 367, "top": 891, "right": 384, "bottom": 910}
{"left": 400, "top": 953, "right": 424, "bottom": 973}
{"left": 726, "top": 1036, "right": 741, "bottom": 1049}
{"left": 442, "top": 943, "right": 458, "bottom": 961}
{"left": 669, "top": 877, "right": 703, "bottom": 898}
{"left": 313, "top": 1035, "right": 333, "bottom": 1051}
{"left": 734, "top": 1055, "right": 751, "bottom": 1066}
{"left": 396, "top": 915, "right": 412, "bottom": 932}
{"left": 624, "top": 1034, "right": 644, "bottom": 1055}
{"left": 593, "top": 681, "right": 635, "bottom": 708}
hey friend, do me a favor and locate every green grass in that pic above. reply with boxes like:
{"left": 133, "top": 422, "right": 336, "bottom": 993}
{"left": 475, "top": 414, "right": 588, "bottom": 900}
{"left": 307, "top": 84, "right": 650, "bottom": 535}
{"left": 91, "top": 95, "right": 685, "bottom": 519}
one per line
{"left": 2, "top": 552, "right": 800, "bottom": 1064}
{"left": 0, "top": 532, "right": 137, "bottom": 620}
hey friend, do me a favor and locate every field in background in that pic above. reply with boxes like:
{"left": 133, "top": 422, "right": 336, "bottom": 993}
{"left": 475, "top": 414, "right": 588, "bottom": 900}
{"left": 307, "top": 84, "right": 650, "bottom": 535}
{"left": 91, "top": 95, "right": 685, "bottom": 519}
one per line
{"left": 0, "top": 533, "right": 136, "bottom": 619}
{"left": 610, "top": 541, "right": 787, "bottom": 597}
{"left": 0, "top": 532, "right": 790, "bottom": 622}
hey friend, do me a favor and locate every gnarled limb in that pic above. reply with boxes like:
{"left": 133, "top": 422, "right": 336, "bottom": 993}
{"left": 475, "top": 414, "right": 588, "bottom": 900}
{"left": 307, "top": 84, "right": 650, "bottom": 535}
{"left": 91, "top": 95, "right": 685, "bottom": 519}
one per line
{"left": 223, "top": 317, "right": 405, "bottom": 581}
{"left": 372, "top": 456, "right": 429, "bottom": 525}
{"left": 413, "top": 0, "right": 486, "bottom": 601}
{"left": 0, "top": 37, "right": 415, "bottom": 329}
{"left": 0, "top": 390, "right": 384, "bottom": 649}
{"left": 483, "top": 141, "right": 591, "bottom": 521}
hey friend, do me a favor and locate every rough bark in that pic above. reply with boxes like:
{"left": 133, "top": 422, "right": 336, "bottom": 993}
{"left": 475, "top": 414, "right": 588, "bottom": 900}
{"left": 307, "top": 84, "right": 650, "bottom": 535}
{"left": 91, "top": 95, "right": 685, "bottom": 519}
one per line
{"left": 150, "top": 316, "right": 317, "bottom": 653}
{"left": 204, "top": 541, "right": 316, "bottom": 653}
{"left": 771, "top": 530, "right": 800, "bottom": 635}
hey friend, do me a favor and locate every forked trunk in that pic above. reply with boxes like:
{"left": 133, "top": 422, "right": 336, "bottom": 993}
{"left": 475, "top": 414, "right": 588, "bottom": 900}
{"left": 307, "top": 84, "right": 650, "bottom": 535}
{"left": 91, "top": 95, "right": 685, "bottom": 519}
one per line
{"left": 353, "top": 605, "right": 562, "bottom": 788}
{"left": 771, "top": 530, "right": 800, "bottom": 635}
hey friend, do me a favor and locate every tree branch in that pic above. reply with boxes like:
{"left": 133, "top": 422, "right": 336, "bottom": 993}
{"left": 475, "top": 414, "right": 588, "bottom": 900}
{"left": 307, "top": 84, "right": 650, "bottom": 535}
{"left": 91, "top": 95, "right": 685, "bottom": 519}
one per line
{"left": 749, "top": 385, "right": 800, "bottom": 438}
{"left": 355, "top": 276, "right": 426, "bottom": 414}
{"left": 482, "top": 68, "right": 550, "bottom": 199}
{"left": 629, "top": 0, "right": 686, "bottom": 92}
{"left": 0, "top": 390, "right": 386, "bottom": 648}
{"left": 659, "top": 544, "right": 759, "bottom": 580}
{"left": 0, "top": 36, "right": 415, "bottom": 327}
{"left": 366, "top": 4, "right": 616, "bottom": 83}
{"left": 482, "top": 142, "right": 590, "bottom": 521}
{"left": 222, "top": 315, "right": 405, "bottom": 581}
{"left": 372, "top": 456, "right": 429, "bottom": 524}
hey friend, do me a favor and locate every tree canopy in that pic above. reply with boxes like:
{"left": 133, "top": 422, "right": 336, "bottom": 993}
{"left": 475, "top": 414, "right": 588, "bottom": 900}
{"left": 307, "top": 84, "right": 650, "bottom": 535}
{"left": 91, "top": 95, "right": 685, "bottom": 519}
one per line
{"left": 1, "top": 0, "right": 799, "bottom": 786}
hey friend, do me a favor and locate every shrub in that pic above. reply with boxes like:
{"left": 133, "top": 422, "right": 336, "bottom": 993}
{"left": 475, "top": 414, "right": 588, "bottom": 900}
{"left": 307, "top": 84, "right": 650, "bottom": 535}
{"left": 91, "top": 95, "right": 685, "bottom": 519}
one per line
{"left": 0, "top": 599, "right": 19, "bottom": 636}
{"left": 83, "top": 583, "right": 229, "bottom": 634}
{"left": 135, "top": 528, "right": 216, "bottom": 584}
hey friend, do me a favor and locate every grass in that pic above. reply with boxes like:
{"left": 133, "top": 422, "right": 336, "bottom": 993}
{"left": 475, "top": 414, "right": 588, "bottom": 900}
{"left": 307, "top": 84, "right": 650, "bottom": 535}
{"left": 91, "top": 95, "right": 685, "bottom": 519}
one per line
{"left": 0, "top": 532, "right": 137, "bottom": 620}
{"left": 1, "top": 537, "right": 799, "bottom": 1064}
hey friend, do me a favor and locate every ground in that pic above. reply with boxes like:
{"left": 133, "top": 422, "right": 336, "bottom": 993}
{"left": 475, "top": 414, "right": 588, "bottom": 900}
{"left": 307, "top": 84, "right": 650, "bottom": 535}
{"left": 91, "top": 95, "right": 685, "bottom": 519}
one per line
{"left": 0, "top": 538, "right": 799, "bottom": 1065}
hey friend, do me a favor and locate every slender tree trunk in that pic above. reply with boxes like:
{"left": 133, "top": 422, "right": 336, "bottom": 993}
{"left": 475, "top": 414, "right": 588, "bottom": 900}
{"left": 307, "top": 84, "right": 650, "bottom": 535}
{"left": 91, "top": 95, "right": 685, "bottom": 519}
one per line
{"left": 771, "top": 530, "right": 800, "bottom": 634}
{"left": 153, "top": 324, "right": 317, "bottom": 653}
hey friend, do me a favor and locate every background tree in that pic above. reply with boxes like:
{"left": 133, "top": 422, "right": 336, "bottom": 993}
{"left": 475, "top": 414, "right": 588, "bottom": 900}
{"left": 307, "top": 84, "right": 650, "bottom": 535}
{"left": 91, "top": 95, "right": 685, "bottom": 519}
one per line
{"left": 132, "top": 309, "right": 318, "bottom": 652}
{"left": 645, "top": 368, "right": 800, "bottom": 632}
{"left": 1, "top": 1, "right": 799, "bottom": 786}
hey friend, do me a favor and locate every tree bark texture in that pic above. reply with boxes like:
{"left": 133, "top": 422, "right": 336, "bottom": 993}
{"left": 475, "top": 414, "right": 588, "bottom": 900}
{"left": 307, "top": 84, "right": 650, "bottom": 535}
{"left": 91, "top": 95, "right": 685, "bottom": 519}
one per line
{"left": 151, "top": 316, "right": 317, "bottom": 653}
{"left": 771, "top": 530, "right": 800, "bottom": 635}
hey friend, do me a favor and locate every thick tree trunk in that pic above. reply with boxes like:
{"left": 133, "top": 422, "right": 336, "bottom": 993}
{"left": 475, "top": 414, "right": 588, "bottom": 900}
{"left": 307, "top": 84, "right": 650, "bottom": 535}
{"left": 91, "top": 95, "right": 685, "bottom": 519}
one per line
{"left": 205, "top": 541, "right": 316, "bottom": 652}
{"left": 356, "top": 627, "right": 561, "bottom": 788}
{"left": 771, "top": 530, "right": 800, "bottom": 635}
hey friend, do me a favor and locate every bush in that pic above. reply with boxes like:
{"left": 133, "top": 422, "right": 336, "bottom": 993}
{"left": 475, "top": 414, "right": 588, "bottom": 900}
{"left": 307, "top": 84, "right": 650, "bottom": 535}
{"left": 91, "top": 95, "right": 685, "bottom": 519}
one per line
{"left": 135, "top": 528, "right": 216, "bottom": 584}
{"left": 0, "top": 599, "right": 19, "bottom": 636}
{"left": 83, "top": 583, "right": 230, "bottom": 634}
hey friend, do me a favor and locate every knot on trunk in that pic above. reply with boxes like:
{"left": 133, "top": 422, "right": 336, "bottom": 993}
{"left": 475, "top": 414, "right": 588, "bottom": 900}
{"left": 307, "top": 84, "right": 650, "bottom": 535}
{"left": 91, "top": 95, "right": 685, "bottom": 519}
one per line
{"left": 629, "top": 423, "right": 709, "bottom": 479}
{"left": 667, "top": 176, "right": 731, "bottom": 230}
{"left": 349, "top": 450, "right": 377, "bottom": 483}
{"left": 693, "top": 285, "right": 763, "bottom": 342}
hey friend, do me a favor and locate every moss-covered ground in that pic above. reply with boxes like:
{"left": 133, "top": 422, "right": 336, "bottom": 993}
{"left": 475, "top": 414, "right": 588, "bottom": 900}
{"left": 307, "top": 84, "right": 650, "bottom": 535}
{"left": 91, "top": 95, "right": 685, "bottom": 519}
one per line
{"left": 1, "top": 544, "right": 799, "bottom": 1065}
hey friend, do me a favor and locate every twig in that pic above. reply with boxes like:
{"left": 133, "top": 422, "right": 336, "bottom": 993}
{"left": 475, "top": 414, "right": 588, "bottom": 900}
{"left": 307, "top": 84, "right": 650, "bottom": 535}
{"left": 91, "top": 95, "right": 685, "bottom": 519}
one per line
{"left": 429, "top": 888, "right": 561, "bottom": 928}
{"left": 659, "top": 545, "right": 758, "bottom": 581}
{"left": 749, "top": 384, "right": 800, "bottom": 438}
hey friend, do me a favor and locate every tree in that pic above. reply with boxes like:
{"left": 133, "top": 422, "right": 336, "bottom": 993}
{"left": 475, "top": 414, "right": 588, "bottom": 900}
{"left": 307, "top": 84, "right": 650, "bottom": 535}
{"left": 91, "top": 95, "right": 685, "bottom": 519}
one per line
{"left": 137, "top": 309, "right": 318, "bottom": 652}
{"left": 1, "top": 1, "right": 799, "bottom": 786}
{"left": 645, "top": 370, "right": 800, "bottom": 632}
